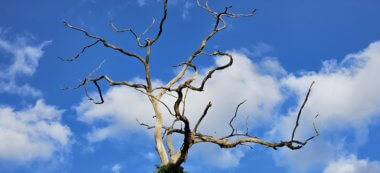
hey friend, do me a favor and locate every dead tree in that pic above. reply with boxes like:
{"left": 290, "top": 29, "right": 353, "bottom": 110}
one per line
{"left": 61, "top": 0, "right": 318, "bottom": 171}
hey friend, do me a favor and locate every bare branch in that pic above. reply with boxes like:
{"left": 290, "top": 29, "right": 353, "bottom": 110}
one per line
{"left": 166, "top": 119, "right": 179, "bottom": 157}
{"left": 92, "top": 80, "right": 104, "bottom": 104}
{"left": 110, "top": 18, "right": 156, "bottom": 48}
{"left": 87, "top": 60, "right": 106, "bottom": 78}
{"left": 193, "top": 101, "right": 212, "bottom": 132}
{"left": 157, "top": 4, "right": 241, "bottom": 98}
{"left": 150, "top": 0, "right": 168, "bottom": 45}
{"left": 229, "top": 100, "right": 247, "bottom": 135}
{"left": 226, "top": 8, "right": 257, "bottom": 18}
{"left": 304, "top": 114, "right": 320, "bottom": 144}
{"left": 291, "top": 81, "right": 315, "bottom": 141}
{"left": 58, "top": 40, "right": 100, "bottom": 61}
{"left": 91, "top": 75, "right": 147, "bottom": 89}
{"left": 109, "top": 22, "right": 147, "bottom": 48}
{"left": 63, "top": 21, "right": 145, "bottom": 63}
{"left": 134, "top": 88, "right": 175, "bottom": 116}
{"left": 67, "top": 74, "right": 148, "bottom": 105}
{"left": 191, "top": 82, "right": 318, "bottom": 152}
{"left": 245, "top": 115, "right": 250, "bottom": 135}
{"left": 141, "top": 17, "right": 156, "bottom": 38}
{"left": 194, "top": 134, "right": 301, "bottom": 150}
{"left": 136, "top": 119, "right": 155, "bottom": 129}
{"left": 182, "top": 88, "right": 190, "bottom": 116}
{"left": 196, "top": 0, "right": 217, "bottom": 17}
{"left": 187, "top": 51, "right": 233, "bottom": 92}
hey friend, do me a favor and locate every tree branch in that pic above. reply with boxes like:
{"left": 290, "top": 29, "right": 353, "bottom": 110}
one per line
{"left": 58, "top": 40, "right": 100, "bottom": 61}
{"left": 186, "top": 51, "right": 233, "bottom": 92}
{"left": 291, "top": 81, "right": 315, "bottom": 141}
{"left": 166, "top": 119, "right": 179, "bottom": 157}
{"left": 157, "top": 4, "right": 240, "bottom": 98}
{"left": 63, "top": 21, "right": 145, "bottom": 63}
{"left": 66, "top": 74, "right": 148, "bottom": 105}
{"left": 109, "top": 22, "right": 147, "bottom": 48}
{"left": 193, "top": 101, "right": 212, "bottom": 132}
{"left": 150, "top": 0, "right": 168, "bottom": 45}
{"left": 110, "top": 17, "right": 155, "bottom": 48}
{"left": 229, "top": 100, "right": 247, "bottom": 135}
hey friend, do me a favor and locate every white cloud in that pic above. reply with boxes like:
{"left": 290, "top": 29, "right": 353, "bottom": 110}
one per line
{"left": 324, "top": 155, "right": 380, "bottom": 173}
{"left": 0, "top": 82, "right": 42, "bottom": 97}
{"left": 75, "top": 83, "right": 156, "bottom": 142}
{"left": 111, "top": 163, "right": 122, "bottom": 173}
{"left": 0, "top": 100, "right": 71, "bottom": 162}
{"left": 196, "top": 144, "right": 244, "bottom": 169}
{"left": 209, "top": 149, "right": 244, "bottom": 169}
{"left": 182, "top": 2, "right": 193, "bottom": 20}
{"left": 0, "top": 31, "right": 51, "bottom": 97}
{"left": 259, "top": 57, "right": 287, "bottom": 77}
{"left": 182, "top": 52, "right": 282, "bottom": 135}
{"left": 270, "top": 41, "right": 380, "bottom": 171}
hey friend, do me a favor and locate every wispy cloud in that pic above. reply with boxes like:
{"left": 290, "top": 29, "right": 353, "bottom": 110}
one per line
{"left": 111, "top": 163, "right": 122, "bottom": 173}
{"left": 182, "top": 2, "right": 193, "bottom": 20}
{"left": 0, "top": 30, "right": 51, "bottom": 97}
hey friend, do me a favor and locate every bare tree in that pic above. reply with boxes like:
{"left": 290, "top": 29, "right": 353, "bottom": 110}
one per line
{"left": 61, "top": 0, "right": 318, "bottom": 172}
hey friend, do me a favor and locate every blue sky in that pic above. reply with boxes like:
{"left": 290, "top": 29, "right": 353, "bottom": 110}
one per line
{"left": 1, "top": 0, "right": 380, "bottom": 172}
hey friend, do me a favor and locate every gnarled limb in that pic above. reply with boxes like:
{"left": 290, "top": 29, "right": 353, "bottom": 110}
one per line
{"left": 186, "top": 51, "right": 233, "bottom": 92}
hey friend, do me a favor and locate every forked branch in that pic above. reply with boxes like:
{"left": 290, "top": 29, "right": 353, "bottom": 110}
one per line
{"left": 194, "top": 81, "right": 318, "bottom": 150}
{"left": 187, "top": 51, "right": 233, "bottom": 92}
{"left": 62, "top": 21, "right": 145, "bottom": 63}
{"left": 110, "top": 17, "right": 156, "bottom": 48}
{"left": 291, "top": 81, "right": 315, "bottom": 141}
